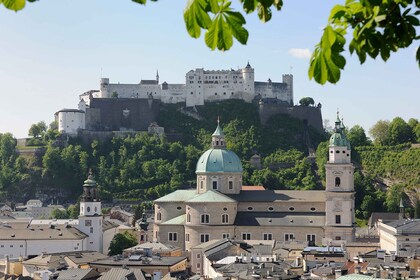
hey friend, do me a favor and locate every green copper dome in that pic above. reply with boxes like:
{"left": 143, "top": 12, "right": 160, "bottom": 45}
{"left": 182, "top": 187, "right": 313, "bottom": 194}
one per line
{"left": 196, "top": 148, "right": 243, "bottom": 173}
{"left": 329, "top": 133, "right": 351, "bottom": 149}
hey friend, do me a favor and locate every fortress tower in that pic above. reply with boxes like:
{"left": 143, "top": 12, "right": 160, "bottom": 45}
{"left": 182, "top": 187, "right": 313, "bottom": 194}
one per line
{"left": 324, "top": 115, "right": 355, "bottom": 243}
{"left": 78, "top": 171, "right": 103, "bottom": 252}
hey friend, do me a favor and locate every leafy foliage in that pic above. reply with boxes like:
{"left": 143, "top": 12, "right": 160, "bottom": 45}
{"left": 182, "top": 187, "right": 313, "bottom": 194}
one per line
{"left": 310, "top": 0, "right": 419, "bottom": 84}
{"left": 3, "top": 0, "right": 417, "bottom": 84}
{"left": 299, "top": 97, "right": 315, "bottom": 107}
{"left": 108, "top": 231, "right": 138, "bottom": 256}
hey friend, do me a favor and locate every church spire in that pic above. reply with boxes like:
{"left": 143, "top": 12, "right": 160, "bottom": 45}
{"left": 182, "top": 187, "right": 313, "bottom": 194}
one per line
{"left": 156, "top": 70, "right": 159, "bottom": 84}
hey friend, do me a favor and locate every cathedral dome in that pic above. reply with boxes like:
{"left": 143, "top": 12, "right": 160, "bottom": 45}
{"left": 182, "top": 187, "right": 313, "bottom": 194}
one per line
{"left": 196, "top": 121, "right": 243, "bottom": 173}
{"left": 196, "top": 148, "right": 243, "bottom": 173}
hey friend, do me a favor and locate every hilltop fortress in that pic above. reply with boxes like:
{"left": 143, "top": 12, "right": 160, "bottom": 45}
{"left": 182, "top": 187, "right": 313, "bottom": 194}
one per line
{"left": 56, "top": 63, "right": 322, "bottom": 137}
{"left": 94, "top": 62, "right": 293, "bottom": 107}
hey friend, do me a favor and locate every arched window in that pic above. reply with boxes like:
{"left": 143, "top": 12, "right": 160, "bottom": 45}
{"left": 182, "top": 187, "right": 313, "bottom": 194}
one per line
{"left": 187, "top": 213, "right": 191, "bottom": 223}
{"left": 157, "top": 212, "right": 162, "bottom": 221}
{"left": 201, "top": 214, "right": 210, "bottom": 224}
{"left": 222, "top": 214, "right": 229, "bottom": 224}
{"left": 335, "top": 177, "right": 341, "bottom": 187}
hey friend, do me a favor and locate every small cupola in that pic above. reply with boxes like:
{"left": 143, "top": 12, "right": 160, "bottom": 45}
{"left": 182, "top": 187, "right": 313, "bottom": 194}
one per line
{"left": 82, "top": 170, "right": 99, "bottom": 202}
{"left": 212, "top": 118, "right": 226, "bottom": 149}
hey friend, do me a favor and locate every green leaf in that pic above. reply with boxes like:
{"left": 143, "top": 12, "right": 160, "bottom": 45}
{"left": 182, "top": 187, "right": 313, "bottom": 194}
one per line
{"left": 273, "top": 0, "right": 283, "bottom": 11}
{"left": 416, "top": 46, "right": 420, "bottom": 68}
{"left": 131, "top": 0, "right": 147, "bottom": 4}
{"left": 329, "top": 5, "right": 347, "bottom": 21}
{"left": 2, "top": 0, "right": 26, "bottom": 11}
{"left": 184, "top": 0, "right": 212, "bottom": 38}
{"left": 240, "top": 0, "right": 257, "bottom": 13}
{"left": 225, "top": 11, "right": 249, "bottom": 44}
{"left": 257, "top": 3, "right": 272, "bottom": 22}
{"left": 205, "top": 14, "right": 233, "bottom": 50}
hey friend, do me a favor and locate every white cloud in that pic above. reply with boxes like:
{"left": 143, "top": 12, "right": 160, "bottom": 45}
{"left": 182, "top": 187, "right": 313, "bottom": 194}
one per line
{"left": 288, "top": 48, "right": 312, "bottom": 59}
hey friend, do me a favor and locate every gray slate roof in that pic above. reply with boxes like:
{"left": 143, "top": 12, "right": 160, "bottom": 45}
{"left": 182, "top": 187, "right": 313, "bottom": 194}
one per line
{"left": 229, "top": 190, "right": 326, "bottom": 202}
{"left": 384, "top": 219, "right": 420, "bottom": 234}
{"left": 98, "top": 268, "right": 146, "bottom": 280}
{"left": 0, "top": 222, "right": 87, "bottom": 240}
{"left": 234, "top": 211, "right": 325, "bottom": 227}
{"left": 56, "top": 268, "right": 100, "bottom": 280}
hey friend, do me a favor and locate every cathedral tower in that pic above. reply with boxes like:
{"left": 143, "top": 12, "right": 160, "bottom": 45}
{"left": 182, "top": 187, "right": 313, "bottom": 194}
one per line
{"left": 78, "top": 171, "right": 103, "bottom": 252}
{"left": 324, "top": 114, "right": 355, "bottom": 243}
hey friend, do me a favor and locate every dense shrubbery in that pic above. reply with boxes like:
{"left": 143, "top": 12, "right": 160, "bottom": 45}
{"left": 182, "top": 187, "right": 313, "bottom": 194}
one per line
{"left": 1, "top": 101, "right": 418, "bottom": 222}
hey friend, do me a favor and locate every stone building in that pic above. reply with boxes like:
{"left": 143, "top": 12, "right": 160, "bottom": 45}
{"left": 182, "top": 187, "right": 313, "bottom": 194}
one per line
{"left": 95, "top": 63, "right": 293, "bottom": 107}
{"left": 153, "top": 115, "right": 355, "bottom": 251}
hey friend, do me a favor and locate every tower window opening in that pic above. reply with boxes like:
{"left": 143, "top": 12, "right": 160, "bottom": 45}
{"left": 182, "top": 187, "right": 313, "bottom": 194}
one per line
{"left": 335, "top": 177, "right": 341, "bottom": 187}
{"left": 336, "top": 150, "right": 340, "bottom": 153}
{"left": 212, "top": 181, "right": 218, "bottom": 190}
{"left": 335, "top": 215, "right": 341, "bottom": 224}
{"left": 342, "top": 150, "right": 346, "bottom": 153}
{"left": 228, "top": 180, "right": 233, "bottom": 190}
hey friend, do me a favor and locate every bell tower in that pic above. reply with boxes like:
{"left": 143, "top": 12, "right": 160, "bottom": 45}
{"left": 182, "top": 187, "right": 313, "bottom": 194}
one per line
{"left": 324, "top": 114, "right": 355, "bottom": 243}
{"left": 78, "top": 171, "right": 103, "bottom": 252}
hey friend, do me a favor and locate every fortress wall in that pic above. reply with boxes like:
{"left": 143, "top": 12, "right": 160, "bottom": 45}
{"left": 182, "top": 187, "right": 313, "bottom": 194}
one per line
{"left": 106, "top": 84, "right": 162, "bottom": 99}
{"left": 259, "top": 104, "right": 323, "bottom": 133}
{"left": 88, "top": 98, "right": 161, "bottom": 131}
{"left": 255, "top": 82, "right": 292, "bottom": 104}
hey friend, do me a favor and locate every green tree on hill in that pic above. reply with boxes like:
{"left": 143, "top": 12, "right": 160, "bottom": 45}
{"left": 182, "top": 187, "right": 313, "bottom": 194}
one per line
{"left": 108, "top": 232, "right": 138, "bottom": 256}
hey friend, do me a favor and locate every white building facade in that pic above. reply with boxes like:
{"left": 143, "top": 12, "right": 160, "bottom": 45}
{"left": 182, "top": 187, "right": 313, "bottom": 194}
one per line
{"left": 96, "top": 63, "right": 293, "bottom": 107}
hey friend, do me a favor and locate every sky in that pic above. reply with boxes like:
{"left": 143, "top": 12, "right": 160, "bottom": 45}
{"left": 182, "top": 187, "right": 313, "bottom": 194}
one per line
{"left": 0, "top": 0, "right": 418, "bottom": 139}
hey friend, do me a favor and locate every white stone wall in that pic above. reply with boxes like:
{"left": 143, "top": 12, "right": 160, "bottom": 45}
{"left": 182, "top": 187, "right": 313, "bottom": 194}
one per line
{"left": 58, "top": 111, "right": 85, "bottom": 136}
{"left": 98, "top": 65, "right": 293, "bottom": 107}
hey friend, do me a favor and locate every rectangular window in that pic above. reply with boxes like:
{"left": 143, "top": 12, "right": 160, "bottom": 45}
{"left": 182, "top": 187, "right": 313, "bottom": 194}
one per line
{"left": 197, "top": 253, "right": 201, "bottom": 259}
{"left": 168, "top": 232, "right": 178, "bottom": 242}
{"left": 201, "top": 214, "right": 210, "bottom": 224}
{"left": 228, "top": 180, "right": 233, "bottom": 189}
{"left": 90, "top": 227, "right": 93, "bottom": 233}
{"left": 263, "top": 233, "right": 273, "bottom": 240}
{"left": 200, "top": 234, "right": 210, "bottom": 243}
{"left": 335, "top": 236, "right": 342, "bottom": 240}
{"left": 285, "top": 233, "right": 295, "bottom": 241}
{"left": 185, "top": 234, "right": 190, "bottom": 242}
{"left": 242, "top": 233, "right": 251, "bottom": 240}
{"left": 196, "top": 263, "right": 201, "bottom": 269}
{"left": 222, "top": 233, "right": 230, "bottom": 239}
{"left": 222, "top": 214, "right": 229, "bottom": 223}
{"left": 307, "top": 234, "right": 316, "bottom": 244}
{"left": 85, "top": 220, "right": 92, "bottom": 226}
{"left": 20, "top": 245, "right": 23, "bottom": 248}
{"left": 336, "top": 215, "right": 341, "bottom": 224}
{"left": 212, "top": 181, "right": 218, "bottom": 190}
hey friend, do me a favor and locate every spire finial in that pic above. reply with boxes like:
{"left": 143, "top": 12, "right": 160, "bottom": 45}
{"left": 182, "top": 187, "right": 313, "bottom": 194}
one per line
{"left": 217, "top": 116, "right": 220, "bottom": 125}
